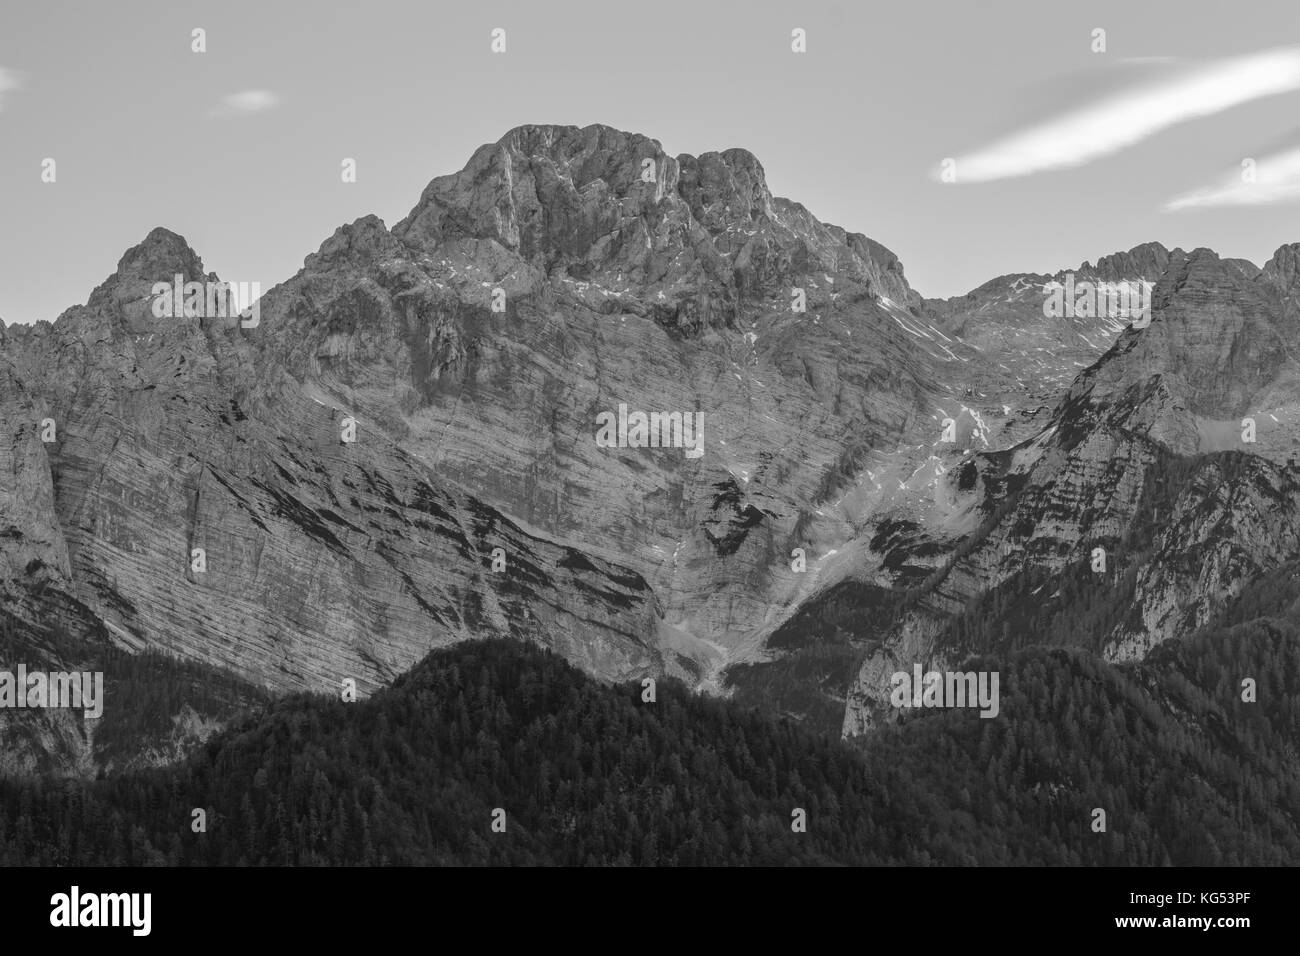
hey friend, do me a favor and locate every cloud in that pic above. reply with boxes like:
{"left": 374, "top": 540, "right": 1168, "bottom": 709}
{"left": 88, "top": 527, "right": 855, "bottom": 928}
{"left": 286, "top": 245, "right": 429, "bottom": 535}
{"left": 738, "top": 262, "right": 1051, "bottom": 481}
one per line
{"left": 940, "top": 46, "right": 1300, "bottom": 183}
{"left": 1165, "top": 146, "right": 1300, "bottom": 210}
{"left": 210, "top": 90, "right": 281, "bottom": 117}
{"left": 0, "top": 67, "right": 24, "bottom": 112}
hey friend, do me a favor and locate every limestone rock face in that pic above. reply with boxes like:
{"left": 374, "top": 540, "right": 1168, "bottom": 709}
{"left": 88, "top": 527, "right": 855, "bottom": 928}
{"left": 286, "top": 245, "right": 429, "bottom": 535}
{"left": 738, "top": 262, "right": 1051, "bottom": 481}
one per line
{"left": 0, "top": 363, "right": 68, "bottom": 587}
{"left": 0, "top": 224, "right": 665, "bottom": 719}
{"left": 1058, "top": 247, "right": 1300, "bottom": 460}
{"left": 393, "top": 124, "right": 922, "bottom": 335}
{"left": 923, "top": 242, "right": 1169, "bottom": 395}
{"left": 253, "top": 124, "right": 952, "bottom": 679}
{"left": 843, "top": 242, "right": 1300, "bottom": 735}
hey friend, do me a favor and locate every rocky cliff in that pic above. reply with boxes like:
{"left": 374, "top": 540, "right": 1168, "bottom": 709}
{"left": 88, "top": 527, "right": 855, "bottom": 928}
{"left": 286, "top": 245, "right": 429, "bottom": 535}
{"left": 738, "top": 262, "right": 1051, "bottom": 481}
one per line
{"left": 245, "top": 123, "right": 967, "bottom": 683}
{"left": 0, "top": 223, "right": 666, "bottom": 715}
{"left": 843, "top": 244, "right": 1300, "bottom": 734}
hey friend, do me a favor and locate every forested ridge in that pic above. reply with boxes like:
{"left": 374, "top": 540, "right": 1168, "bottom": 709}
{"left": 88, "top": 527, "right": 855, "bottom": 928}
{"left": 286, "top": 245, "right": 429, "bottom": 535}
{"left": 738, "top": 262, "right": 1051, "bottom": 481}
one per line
{"left": 2, "top": 559, "right": 1297, "bottom": 865}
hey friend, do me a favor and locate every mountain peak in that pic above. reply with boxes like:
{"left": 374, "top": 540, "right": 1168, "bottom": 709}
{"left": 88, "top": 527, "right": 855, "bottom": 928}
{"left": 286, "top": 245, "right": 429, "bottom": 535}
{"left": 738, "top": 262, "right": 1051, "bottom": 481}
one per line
{"left": 394, "top": 122, "right": 683, "bottom": 254}
{"left": 303, "top": 214, "right": 399, "bottom": 272}
{"left": 392, "top": 122, "right": 917, "bottom": 327}
{"left": 114, "top": 227, "right": 207, "bottom": 280}
{"left": 1077, "top": 241, "right": 1170, "bottom": 281}
{"left": 1263, "top": 242, "right": 1300, "bottom": 291}
{"left": 71, "top": 228, "right": 214, "bottom": 331}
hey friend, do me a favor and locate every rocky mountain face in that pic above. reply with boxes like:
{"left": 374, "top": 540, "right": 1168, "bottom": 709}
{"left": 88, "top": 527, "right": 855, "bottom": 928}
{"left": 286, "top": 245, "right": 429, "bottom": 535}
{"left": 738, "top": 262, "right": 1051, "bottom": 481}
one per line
{"left": 3, "top": 122, "right": 1295, "bottom": 770}
{"left": 843, "top": 244, "right": 1300, "bottom": 734}
{"left": 246, "top": 123, "right": 974, "bottom": 686}
{"left": 1, "top": 124, "right": 959, "bottom": 772}
{"left": 0, "top": 225, "right": 666, "bottom": 721}
{"left": 921, "top": 242, "right": 1170, "bottom": 435}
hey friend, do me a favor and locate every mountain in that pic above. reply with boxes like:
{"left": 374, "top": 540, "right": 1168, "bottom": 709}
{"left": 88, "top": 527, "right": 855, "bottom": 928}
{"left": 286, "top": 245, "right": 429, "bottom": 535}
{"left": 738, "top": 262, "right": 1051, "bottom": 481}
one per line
{"left": 840, "top": 244, "right": 1300, "bottom": 734}
{"left": 920, "top": 242, "right": 1171, "bottom": 439}
{"left": 0, "top": 222, "right": 666, "bottom": 731}
{"left": 2, "top": 124, "right": 962, "bottom": 745}
{"left": 3, "top": 122, "right": 1297, "bottom": 781}
{"left": 252, "top": 123, "right": 967, "bottom": 686}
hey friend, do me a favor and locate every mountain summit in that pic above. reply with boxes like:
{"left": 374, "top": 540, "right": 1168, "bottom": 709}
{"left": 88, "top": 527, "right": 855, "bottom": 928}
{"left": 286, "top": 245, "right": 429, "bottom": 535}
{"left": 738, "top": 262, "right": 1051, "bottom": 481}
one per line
{"left": 392, "top": 123, "right": 921, "bottom": 333}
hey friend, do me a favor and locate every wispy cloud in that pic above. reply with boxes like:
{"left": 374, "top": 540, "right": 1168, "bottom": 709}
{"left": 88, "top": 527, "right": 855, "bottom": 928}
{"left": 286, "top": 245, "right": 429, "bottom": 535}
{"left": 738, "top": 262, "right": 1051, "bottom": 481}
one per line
{"left": 0, "top": 67, "right": 24, "bottom": 112}
{"left": 1165, "top": 145, "right": 1300, "bottom": 210}
{"left": 210, "top": 90, "right": 281, "bottom": 117}
{"left": 940, "top": 46, "right": 1300, "bottom": 183}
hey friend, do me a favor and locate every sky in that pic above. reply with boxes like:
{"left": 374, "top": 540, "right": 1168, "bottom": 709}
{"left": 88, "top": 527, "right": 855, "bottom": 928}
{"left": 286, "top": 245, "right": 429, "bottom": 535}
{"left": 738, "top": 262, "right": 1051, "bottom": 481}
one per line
{"left": 2, "top": 0, "right": 1300, "bottom": 325}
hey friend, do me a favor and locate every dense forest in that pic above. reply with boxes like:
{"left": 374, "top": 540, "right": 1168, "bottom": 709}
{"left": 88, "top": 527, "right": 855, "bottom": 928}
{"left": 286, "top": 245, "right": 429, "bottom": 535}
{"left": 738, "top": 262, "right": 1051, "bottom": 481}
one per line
{"left": 2, "top": 556, "right": 1297, "bottom": 864}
